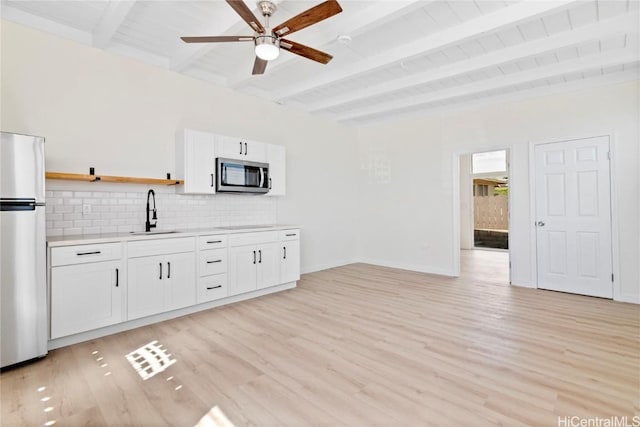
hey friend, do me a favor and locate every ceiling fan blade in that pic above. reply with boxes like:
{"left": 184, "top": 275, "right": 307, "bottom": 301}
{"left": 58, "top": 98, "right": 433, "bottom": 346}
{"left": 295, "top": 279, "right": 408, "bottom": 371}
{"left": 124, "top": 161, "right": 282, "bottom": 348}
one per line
{"left": 280, "top": 39, "right": 333, "bottom": 64}
{"left": 181, "top": 36, "right": 254, "bottom": 43}
{"left": 226, "top": 0, "right": 265, "bottom": 33}
{"left": 252, "top": 57, "right": 268, "bottom": 75}
{"left": 273, "top": 0, "right": 342, "bottom": 37}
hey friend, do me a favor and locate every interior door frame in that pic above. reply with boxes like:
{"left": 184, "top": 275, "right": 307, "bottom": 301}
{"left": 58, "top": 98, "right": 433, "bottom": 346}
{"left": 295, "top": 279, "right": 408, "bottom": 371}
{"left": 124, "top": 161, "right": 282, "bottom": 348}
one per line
{"left": 452, "top": 145, "right": 514, "bottom": 281}
{"left": 528, "top": 133, "right": 620, "bottom": 299}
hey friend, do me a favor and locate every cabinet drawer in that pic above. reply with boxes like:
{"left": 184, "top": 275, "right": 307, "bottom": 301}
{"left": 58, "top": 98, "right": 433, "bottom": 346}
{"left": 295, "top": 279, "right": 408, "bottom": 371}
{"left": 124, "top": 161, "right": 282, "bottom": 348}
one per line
{"left": 51, "top": 242, "right": 122, "bottom": 267}
{"left": 279, "top": 229, "right": 300, "bottom": 241}
{"left": 128, "top": 237, "right": 195, "bottom": 258}
{"left": 197, "top": 274, "right": 227, "bottom": 303}
{"left": 229, "top": 231, "right": 278, "bottom": 247}
{"left": 199, "top": 249, "right": 227, "bottom": 276}
{"left": 198, "top": 235, "right": 227, "bottom": 250}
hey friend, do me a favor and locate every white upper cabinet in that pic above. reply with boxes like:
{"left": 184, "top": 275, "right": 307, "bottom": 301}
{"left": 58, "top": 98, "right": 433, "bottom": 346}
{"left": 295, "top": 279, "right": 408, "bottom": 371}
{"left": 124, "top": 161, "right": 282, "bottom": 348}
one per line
{"left": 217, "top": 135, "right": 267, "bottom": 163}
{"left": 266, "top": 144, "right": 286, "bottom": 196}
{"left": 176, "top": 129, "right": 285, "bottom": 196}
{"left": 175, "top": 129, "right": 217, "bottom": 194}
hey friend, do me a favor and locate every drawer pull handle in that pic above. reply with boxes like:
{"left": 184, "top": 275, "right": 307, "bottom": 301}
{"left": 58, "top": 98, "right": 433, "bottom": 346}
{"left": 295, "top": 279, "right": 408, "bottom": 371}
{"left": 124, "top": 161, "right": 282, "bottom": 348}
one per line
{"left": 285, "top": 233, "right": 297, "bottom": 237}
{"left": 206, "top": 285, "right": 222, "bottom": 290}
{"left": 207, "top": 259, "right": 222, "bottom": 264}
{"left": 206, "top": 240, "right": 222, "bottom": 244}
{"left": 77, "top": 250, "right": 101, "bottom": 256}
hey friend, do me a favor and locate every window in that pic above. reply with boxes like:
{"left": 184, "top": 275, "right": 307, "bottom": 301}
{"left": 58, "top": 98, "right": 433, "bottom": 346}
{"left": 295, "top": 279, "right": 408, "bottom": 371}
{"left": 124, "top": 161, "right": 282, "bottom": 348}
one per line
{"left": 474, "top": 184, "right": 489, "bottom": 196}
{"left": 472, "top": 150, "right": 507, "bottom": 175}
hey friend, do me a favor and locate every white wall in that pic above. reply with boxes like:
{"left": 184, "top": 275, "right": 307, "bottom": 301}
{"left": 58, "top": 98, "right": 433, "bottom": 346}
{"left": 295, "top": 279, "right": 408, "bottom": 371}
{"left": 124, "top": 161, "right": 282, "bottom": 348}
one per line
{"left": 357, "top": 80, "right": 640, "bottom": 303}
{"left": 459, "top": 154, "right": 473, "bottom": 250}
{"left": 2, "top": 20, "right": 638, "bottom": 303}
{"left": 0, "top": 20, "right": 359, "bottom": 274}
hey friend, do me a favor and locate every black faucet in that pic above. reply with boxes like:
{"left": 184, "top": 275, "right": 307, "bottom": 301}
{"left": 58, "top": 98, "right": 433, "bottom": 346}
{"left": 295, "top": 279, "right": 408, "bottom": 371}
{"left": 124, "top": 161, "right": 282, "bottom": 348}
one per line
{"left": 145, "top": 189, "right": 157, "bottom": 232}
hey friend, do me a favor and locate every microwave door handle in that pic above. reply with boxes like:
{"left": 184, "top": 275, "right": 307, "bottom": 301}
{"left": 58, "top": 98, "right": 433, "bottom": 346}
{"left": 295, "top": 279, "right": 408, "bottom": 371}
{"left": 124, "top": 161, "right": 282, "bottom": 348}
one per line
{"left": 259, "top": 168, "right": 264, "bottom": 188}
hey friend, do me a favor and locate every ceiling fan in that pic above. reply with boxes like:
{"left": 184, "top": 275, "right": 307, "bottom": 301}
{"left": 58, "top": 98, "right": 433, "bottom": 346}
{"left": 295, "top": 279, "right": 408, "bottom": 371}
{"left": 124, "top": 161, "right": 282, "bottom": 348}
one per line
{"left": 181, "top": 0, "right": 343, "bottom": 75}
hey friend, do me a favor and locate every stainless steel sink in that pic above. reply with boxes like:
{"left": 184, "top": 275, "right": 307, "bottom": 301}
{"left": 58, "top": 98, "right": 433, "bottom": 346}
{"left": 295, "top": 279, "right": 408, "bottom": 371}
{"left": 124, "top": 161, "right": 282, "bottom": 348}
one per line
{"left": 130, "top": 230, "right": 179, "bottom": 235}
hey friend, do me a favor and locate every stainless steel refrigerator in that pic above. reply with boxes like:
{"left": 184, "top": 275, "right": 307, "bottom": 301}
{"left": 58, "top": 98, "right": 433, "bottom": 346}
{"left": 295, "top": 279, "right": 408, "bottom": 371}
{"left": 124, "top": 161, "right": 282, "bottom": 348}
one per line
{"left": 0, "top": 131, "right": 48, "bottom": 368}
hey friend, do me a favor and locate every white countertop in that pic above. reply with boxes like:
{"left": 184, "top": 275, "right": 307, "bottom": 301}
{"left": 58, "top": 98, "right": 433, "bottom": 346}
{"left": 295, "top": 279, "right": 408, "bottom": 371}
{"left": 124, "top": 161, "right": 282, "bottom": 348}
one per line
{"left": 47, "top": 224, "right": 301, "bottom": 247}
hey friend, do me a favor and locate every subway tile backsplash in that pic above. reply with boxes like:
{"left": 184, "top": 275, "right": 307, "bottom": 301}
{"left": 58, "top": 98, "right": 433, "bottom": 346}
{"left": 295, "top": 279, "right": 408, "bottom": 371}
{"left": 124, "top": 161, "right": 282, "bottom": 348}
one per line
{"left": 45, "top": 182, "right": 277, "bottom": 237}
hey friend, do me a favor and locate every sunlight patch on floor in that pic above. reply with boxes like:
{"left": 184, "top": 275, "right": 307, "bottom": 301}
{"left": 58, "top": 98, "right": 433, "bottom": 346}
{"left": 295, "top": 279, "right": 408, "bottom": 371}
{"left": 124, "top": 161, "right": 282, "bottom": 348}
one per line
{"left": 195, "top": 406, "right": 235, "bottom": 427}
{"left": 125, "top": 340, "right": 176, "bottom": 380}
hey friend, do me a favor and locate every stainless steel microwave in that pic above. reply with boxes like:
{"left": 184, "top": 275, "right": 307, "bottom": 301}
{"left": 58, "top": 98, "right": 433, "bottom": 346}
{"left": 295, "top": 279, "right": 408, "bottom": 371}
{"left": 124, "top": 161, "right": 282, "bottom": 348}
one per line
{"left": 216, "top": 158, "right": 269, "bottom": 194}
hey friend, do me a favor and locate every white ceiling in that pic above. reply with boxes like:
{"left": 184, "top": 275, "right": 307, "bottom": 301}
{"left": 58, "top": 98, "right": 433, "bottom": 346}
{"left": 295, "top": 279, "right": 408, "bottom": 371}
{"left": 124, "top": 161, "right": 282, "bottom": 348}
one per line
{"left": 2, "top": 0, "right": 639, "bottom": 125}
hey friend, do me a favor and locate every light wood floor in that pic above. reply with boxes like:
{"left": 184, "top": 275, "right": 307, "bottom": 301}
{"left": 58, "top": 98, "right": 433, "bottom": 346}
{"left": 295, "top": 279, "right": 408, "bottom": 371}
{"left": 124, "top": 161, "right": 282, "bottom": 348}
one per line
{"left": 2, "top": 253, "right": 639, "bottom": 426}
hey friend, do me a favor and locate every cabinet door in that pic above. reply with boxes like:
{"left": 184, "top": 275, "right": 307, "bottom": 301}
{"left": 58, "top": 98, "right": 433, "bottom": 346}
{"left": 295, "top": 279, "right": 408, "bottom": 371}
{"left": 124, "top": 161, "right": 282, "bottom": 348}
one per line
{"left": 165, "top": 252, "right": 196, "bottom": 311}
{"left": 176, "top": 129, "right": 216, "bottom": 194}
{"left": 51, "top": 260, "right": 123, "bottom": 339}
{"left": 127, "top": 255, "right": 165, "bottom": 320}
{"left": 281, "top": 240, "right": 301, "bottom": 284}
{"left": 256, "top": 243, "right": 280, "bottom": 289}
{"left": 228, "top": 246, "right": 257, "bottom": 296}
{"left": 217, "top": 136, "right": 267, "bottom": 162}
{"left": 217, "top": 136, "right": 246, "bottom": 159}
{"left": 243, "top": 140, "right": 267, "bottom": 163}
{"left": 266, "top": 144, "right": 286, "bottom": 196}
{"left": 183, "top": 129, "right": 216, "bottom": 194}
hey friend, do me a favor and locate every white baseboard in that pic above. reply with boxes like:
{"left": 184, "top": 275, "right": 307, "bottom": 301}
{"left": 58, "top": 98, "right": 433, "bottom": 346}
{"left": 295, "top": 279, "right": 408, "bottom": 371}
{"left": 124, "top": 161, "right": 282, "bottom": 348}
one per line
{"left": 359, "top": 258, "right": 456, "bottom": 277}
{"left": 302, "top": 258, "right": 361, "bottom": 275}
{"left": 617, "top": 292, "right": 640, "bottom": 304}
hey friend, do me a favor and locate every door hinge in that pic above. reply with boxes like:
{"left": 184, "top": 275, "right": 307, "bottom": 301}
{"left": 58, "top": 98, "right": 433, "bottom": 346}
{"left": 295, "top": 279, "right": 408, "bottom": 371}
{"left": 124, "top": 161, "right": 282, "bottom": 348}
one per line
{"left": 611, "top": 273, "right": 614, "bottom": 282}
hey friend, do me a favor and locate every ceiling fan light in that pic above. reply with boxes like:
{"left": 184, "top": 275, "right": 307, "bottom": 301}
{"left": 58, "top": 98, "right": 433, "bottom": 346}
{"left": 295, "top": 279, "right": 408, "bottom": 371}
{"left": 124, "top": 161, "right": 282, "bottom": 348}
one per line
{"left": 255, "top": 35, "right": 280, "bottom": 61}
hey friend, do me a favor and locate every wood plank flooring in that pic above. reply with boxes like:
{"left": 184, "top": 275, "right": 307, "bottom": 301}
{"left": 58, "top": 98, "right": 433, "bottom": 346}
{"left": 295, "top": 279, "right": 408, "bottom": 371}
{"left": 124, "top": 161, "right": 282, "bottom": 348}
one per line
{"left": 2, "top": 252, "right": 638, "bottom": 426}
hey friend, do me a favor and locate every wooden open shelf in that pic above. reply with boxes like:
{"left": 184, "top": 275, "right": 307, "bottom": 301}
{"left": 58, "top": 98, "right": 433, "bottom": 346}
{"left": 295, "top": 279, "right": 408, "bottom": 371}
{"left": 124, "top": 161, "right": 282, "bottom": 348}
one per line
{"left": 46, "top": 172, "right": 183, "bottom": 186}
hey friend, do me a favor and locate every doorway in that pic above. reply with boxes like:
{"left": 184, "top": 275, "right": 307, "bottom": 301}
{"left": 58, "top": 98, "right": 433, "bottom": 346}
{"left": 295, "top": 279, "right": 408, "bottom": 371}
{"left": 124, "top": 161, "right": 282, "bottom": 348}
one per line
{"left": 459, "top": 149, "right": 511, "bottom": 284}
{"left": 533, "top": 136, "right": 613, "bottom": 298}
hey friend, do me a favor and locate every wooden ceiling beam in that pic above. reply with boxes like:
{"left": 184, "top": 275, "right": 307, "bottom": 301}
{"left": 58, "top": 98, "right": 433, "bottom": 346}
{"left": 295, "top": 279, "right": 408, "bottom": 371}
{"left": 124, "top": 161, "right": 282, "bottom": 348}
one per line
{"left": 307, "top": 13, "right": 639, "bottom": 113}
{"left": 334, "top": 49, "right": 639, "bottom": 122}
{"left": 93, "top": 0, "right": 136, "bottom": 49}
{"left": 272, "top": 0, "right": 580, "bottom": 102}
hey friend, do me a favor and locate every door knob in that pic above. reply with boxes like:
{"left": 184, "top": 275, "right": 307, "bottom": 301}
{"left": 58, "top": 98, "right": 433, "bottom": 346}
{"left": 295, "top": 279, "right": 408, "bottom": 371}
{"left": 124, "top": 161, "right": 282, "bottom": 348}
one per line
{"left": 537, "top": 221, "right": 545, "bottom": 227}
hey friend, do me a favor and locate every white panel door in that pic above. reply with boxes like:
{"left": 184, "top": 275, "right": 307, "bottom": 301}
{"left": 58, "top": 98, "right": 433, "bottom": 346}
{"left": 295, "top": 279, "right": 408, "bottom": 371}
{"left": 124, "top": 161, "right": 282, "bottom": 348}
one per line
{"left": 534, "top": 136, "right": 612, "bottom": 298}
{"left": 184, "top": 129, "right": 217, "bottom": 194}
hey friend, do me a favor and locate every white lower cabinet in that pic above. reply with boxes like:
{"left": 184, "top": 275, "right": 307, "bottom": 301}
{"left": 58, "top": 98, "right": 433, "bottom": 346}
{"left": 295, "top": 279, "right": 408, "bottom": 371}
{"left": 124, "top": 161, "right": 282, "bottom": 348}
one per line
{"left": 281, "top": 240, "right": 301, "bottom": 283}
{"left": 50, "top": 260, "right": 123, "bottom": 339}
{"left": 127, "top": 238, "right": 196, "bottom": 320}
{"left": 48, "top": 228, "right": 299, "bottom": 344}
{"left": 198, "top": 235, "right": 228, "bottom": 303}
{"left": 228, "top": 232, "right": 280, "bottom": 296}
{"left": 50, "top": 243, "right": 124, "bottom": 339}
{"left": 280, "top": 229, "right": 301, "bottom": 283}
